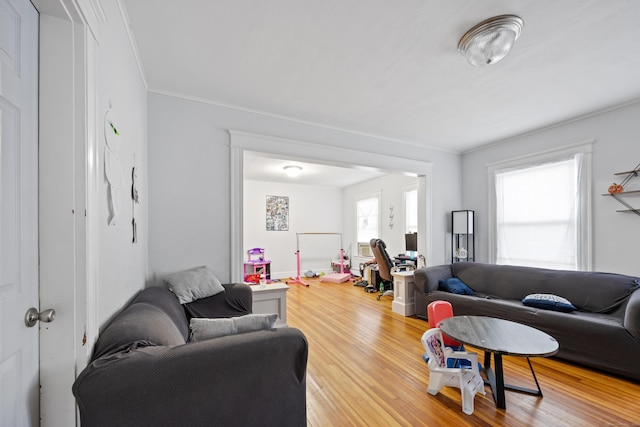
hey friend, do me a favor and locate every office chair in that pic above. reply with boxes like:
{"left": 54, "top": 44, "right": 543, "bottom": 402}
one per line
{"left": 369, "top": 238, "right": 414, "bottom": 301}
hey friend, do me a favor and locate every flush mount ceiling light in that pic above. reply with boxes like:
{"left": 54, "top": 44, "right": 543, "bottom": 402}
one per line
{"left": 458, "top": 15, "right": 524, "bottom": 66}
{"left": 283, "top": 165, "right": 302, "bottom": 178}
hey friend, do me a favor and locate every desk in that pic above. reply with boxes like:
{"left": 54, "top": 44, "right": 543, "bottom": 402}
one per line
{"left": 394, "top": 256, "right": 417, "bottom": 268}
{"left": 439, "top": 315, "right": 558, "bottom": 409}
{"left": 391, "top": 271, "right": 415, "bottom": 316}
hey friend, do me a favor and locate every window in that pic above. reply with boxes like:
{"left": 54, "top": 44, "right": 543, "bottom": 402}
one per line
{"left": 356, "top": 195, "right": 379, "bottom": 254}
{"left": 489, "top": 143, "right": 592, "bottom": 270}
{"left": 404, "top": 188, "right": 418, "bottom": 233}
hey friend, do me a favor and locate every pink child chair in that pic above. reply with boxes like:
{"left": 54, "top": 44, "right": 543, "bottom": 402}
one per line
{"left": 427, "top": 300, "right": 463, "bottom": 348}
{"left": 426, "top": 300, "right": 474, "bottom": 368}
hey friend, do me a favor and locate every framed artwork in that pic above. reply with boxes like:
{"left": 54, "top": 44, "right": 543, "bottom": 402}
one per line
{"left": 266, "top": 195, "right": 289, "bottom": 231}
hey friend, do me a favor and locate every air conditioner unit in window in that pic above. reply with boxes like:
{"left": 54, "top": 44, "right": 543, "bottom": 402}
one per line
{"left": 358, "top": 242, "right": 373, "bottom": 257}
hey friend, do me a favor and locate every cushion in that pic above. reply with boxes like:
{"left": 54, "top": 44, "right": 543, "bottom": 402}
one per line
{"left": 438, "top": 277, "right": 474, "bottom": 295}
{"left": 162, "top": 266, "right": 225, "bottom": 304}
{"left": 184, "top": 283, "right": 252, "bottom": 320}
{"left": 522, "top": 293, "right": 577, "bottom": 313}
{"left": 189, "top": 313, "right": 278, "bottom": 342}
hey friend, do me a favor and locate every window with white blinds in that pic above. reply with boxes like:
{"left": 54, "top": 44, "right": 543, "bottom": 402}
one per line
{"left": 489, "top": 143, "right": 592, "bottom": 270}
{"left": 404, "top": 188, "right": 418, "bottom": 233}
{"left": 356, "top": 195, "right": 379, "bottom": 247}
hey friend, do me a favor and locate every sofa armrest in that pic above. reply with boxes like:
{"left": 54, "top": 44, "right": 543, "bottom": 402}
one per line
{"left": 73, "top": 327, "right": 308, "bottom": 427}
{"left": 413, "top": 265, "right": 453, "bottom": 294}
{"left": 624, "top": 289, "right": 640, "bottom": 340}
{"left": 183, "top": 282, "right": 253, "bottom": 319}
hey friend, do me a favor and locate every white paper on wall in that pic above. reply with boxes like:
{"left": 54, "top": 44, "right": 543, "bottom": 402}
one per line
{"left": 104, "top": 109, "right": 125, "bottom": 226}
{"left": 131, "top": 158, "right": 139, "bottom": 243}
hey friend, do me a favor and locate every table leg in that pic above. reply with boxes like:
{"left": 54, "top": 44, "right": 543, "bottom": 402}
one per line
{"left": 484, "top": 351, "right": 506, "bottom": 409}
{"left": 481, "top": 352, "right": 507, "bottom": 409}
{"left": 482, "top": 352, "right": 544, "bottom": 410}
{"left": 503, "top": 357, "right": 543, "bottom": 397}
{"left": 494, "top": 353, "right": 506, "bottom": 409}
{"left": 527, "top": 357, "right": 543, "bottom": 397}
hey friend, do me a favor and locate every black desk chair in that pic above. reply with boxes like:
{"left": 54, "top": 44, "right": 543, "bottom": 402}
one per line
{"left": 370, "top": 238, "right": 414, "bottom": 300}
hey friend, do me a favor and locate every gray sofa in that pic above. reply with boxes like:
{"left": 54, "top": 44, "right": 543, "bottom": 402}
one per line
{"left": 72, "top": 284, "right": 308, "bottom": 426}
{"left": 413, "top": 262, "right": 640, "bottom": 382}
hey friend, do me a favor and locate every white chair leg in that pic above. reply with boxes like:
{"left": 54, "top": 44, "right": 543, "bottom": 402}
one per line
{"left": 461, "top": 387, "right": 475, "bottom": 415}
{"left": 427, "top": 373, "right": 446, "bottom": 395}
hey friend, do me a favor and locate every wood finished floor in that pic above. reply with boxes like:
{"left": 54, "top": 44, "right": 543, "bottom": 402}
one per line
{"left": 283, "top": 276, "right": 640, "bottom": 427}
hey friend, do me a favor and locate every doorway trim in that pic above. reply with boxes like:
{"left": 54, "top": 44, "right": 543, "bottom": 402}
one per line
{"left": 34, "top": 0, "right": 102, "bottom": 424}
{"left": 229, "top": 130, "right": 433, "bottom": 282}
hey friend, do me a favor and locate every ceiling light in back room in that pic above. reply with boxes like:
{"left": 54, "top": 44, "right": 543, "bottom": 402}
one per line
{"left": 284, "top": 165, "right": 302, "bottom": 178}
{"left": 458, "top": 15, "right": 524, "bottom": 66}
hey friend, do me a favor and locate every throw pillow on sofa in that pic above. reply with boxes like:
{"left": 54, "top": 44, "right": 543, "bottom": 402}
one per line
{"left": 162, "top": 266, "right": 225, "bottom": 304}
{"left": 522, "top": 293, "right": 577, "bottom": 313}
{"left": 189, "top": 313, "right": 278, "bottom": 342}
{"left": 438, "top": 277, "right": 474, "bottom": 295}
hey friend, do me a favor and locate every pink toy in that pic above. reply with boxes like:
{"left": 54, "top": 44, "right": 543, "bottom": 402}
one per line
{"left": 320, "top": 248, "right": 351, "bottom": 283}
{"left": 244, "top": 248, "right": 271, "bottom": 282}
{"left": 286, "top": 232, "right": 352, "bottom": 287}
{"left": 286, "top": 250, "right": 309, "bottom": 287}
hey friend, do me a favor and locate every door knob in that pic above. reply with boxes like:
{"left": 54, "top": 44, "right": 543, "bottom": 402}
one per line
{"left": 25, "top": 307, "right": 56, "bottom": 327}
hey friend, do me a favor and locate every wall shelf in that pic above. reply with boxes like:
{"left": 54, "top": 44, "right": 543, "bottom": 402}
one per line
{"left": 601, "top": 190, "right": 640, "bottom": 196}
{"left": 614, "top": 170, "right": 640, "bottom": 176}
{"left": 603, "top": 166, "right": 640, "bottom": 216}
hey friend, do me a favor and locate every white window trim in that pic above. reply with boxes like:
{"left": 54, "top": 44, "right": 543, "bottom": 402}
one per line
{"left": 487, "top": 140, "right": 593, "bottom": 270}
{"left": 402, "top": 184, "right": 418, "bottom": 234}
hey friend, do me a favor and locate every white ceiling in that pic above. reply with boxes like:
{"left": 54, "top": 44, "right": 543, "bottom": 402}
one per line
{"left": 242, "top": 151, "right": 387, "bottom": 187}
{"left": 122, "top": 0, "right": 640, "bottom": 183}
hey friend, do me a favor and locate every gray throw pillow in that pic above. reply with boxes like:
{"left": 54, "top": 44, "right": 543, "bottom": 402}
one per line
{"left": 189, "top": 314, "right": 278, "bottom": 342}
{"left": 162, "top": 266, "right": 225, "bottom": 304}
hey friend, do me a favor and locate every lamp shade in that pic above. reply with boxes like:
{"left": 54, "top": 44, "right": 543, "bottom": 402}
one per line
{"left": 452, "top": 210, "right": 474, "bottom": 234}
{"left": 458, "top": 15, "right": 524, "bottom": 66}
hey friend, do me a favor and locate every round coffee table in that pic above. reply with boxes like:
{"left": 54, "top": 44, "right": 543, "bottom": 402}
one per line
{"left": 439, "top": 315, "right": 559, "bottom": 409}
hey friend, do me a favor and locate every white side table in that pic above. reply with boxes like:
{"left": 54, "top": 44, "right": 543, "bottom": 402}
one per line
{"left": 391, "top": 271, "right": 416, "bottom": 316}
{"left": 250, "top": 283, "right": 289, "bottom": 327}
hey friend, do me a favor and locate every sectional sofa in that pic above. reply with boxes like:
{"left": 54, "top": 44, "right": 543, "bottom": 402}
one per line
{"left": 72, "top": 284, "right": 308, "bottom": 426}
{"left": 413, "top": 262, "right": 640, "bottom": 381}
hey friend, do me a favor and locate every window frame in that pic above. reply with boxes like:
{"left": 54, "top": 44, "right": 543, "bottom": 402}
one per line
{"left": 403, "top": 185, "right": 418, "bottom": 234}
{"left": 487, "top": 141, "right": 593, "bottom": 270}
{"left": 355, "top": 192, "right": 381, "bottom": 254}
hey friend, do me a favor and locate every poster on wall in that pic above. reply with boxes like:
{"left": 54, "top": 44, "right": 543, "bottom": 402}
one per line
{"left": 266, "top": 195, "right": 289, "bottom": 231}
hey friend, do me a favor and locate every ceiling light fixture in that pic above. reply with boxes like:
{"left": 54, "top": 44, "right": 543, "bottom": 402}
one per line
{"left": 283, "top": 165, "right": 302, "bottom": 178}
{"left": 458, "top": 15, "right": 524, "bottom": 66}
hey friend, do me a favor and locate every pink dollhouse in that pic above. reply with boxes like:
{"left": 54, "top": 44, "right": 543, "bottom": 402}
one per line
{"left": 243, "top": 248, "right": 271, "bottom": 282}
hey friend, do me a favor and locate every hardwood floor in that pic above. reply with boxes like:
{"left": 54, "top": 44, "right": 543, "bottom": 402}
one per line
{"left": 284, "top": 277, "right": 640, "bottom": 426}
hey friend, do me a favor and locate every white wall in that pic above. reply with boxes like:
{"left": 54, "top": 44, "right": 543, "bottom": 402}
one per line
{"left": 95, "top": 0, "right": 148, "bottom": 325}
{"left": 462, "top": 101, "right": 640, "bottom": 276}
{"left": 342, "top": 174, "right": 418, "bottom": 258}
{"left": 148, "top": 92, "right": 462, "bottom": 283}
{"left": 244, "top": 180, "right": 343, "bottom": 278}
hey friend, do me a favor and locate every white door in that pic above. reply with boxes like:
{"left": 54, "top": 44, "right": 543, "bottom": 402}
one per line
{"left": 0, "top": 0, "right": 40, "bottom": 425}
